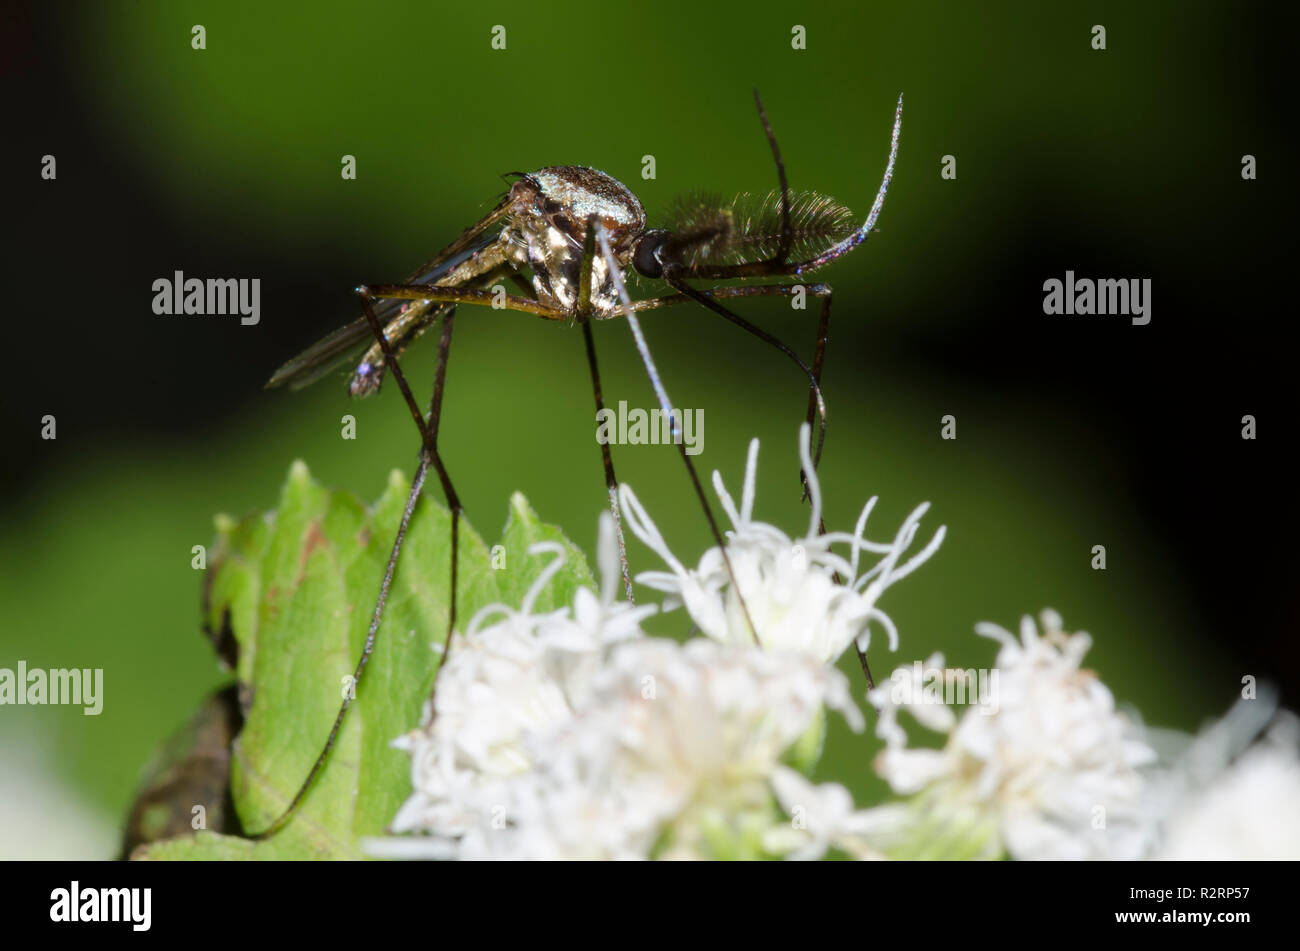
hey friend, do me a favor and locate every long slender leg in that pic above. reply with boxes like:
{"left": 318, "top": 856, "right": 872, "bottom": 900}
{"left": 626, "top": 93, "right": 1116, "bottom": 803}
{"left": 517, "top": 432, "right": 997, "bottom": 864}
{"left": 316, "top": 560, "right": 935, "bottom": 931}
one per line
{"left": 573, "top": 218, "right": 634, "bottom": 601}
{"left": 249, "top": 455, "right": 430, "bottom": 839}
{"left": 580, "top": 318, "right": 633, "bottom": 601}
{"left": 626, "top": 279, "right": 832, "bottom": 493}
{"left": 630, "top": 282, "right": 874, "bottom": 688}
{"left": 628, "top": 282, "right": 830, "bottom": 311}
{"left": 803, "top": 295, "right": 832, "bottom": 500}
{"left": 354, "top": 293, "right": 463, "bottom": 588}
{"left": 661, "top": 273, "right": 828, "bottom": 472}
{"left": 622, "top": 284, "right": 838, "bottom": 463}
{"left": 800, "top": 293, "right": 873, "bottom": 688}
{"left": 349, "top": 300, "right": 450, "bottom": 397}
{"left": 357, "top": 291, "right": 465, "bottom": 700}
{"left": 596, "top": 227, "right": 760, "bottom": 643}
{"left": 637, "top": 284, "right": 832, "bottom": 485}
{"left": 626, "top": 284, "right": 836, "bottom": 464}
{"left": 585, "top": 319, "right": 634, "bottom": 602}
{"left": 250, "top": 294, "right": 461, "bottom": 838}
{"left": 424, "top": 312, "right": 463, "bottom": 701}
{"left": 358, "top": 283, "right": 568, "bottom": 320}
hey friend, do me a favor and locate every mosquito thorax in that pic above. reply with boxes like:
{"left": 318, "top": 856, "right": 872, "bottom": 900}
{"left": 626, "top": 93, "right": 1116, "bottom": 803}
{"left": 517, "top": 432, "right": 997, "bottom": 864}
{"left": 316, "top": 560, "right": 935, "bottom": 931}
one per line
{"left": 505, "top": 166, "right": 647, "bottom": 316}
{"left": 508, "top": 167, "right": 645, "bottom": 244}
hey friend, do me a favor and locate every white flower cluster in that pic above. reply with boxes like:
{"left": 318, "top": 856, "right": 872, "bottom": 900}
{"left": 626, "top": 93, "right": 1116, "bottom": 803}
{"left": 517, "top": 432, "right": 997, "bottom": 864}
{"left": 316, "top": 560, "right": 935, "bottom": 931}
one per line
{"left": 868, "top": 611, "right": 1158, "bottom": 860}
{"left": 462, "top": 638, "right": 866, "bottom": 860}
{"left": 366, "top": 425, "right": 939, "bottom": 860}
{"left": 366, "top": 424, "right": 1299, "bottom": 861}
{"left": 865, "top": 611, "right": 1300, "bottom": 861}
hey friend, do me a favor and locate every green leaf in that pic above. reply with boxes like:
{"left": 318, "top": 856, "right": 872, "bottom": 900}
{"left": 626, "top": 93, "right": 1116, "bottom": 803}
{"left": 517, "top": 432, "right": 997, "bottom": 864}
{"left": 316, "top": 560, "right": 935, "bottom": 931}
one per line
{"left": 134, "top": 831, "right": 290, "bottom": 861}
{"left": 135, "top": 463, "right": 593, "bottom": 860}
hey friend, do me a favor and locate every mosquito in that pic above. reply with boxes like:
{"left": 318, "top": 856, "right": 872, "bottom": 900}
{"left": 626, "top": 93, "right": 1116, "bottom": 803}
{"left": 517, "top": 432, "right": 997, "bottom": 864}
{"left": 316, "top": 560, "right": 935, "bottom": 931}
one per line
{"left": 252, "top": 91, "right": 904, "bottom": 839}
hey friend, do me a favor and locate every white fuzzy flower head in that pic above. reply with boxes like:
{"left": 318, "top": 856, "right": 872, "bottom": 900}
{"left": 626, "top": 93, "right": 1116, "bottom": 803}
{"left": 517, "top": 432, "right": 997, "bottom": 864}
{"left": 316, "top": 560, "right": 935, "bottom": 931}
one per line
{"left": 868, "top": 610, "right": 1158, "bottom": 860}
{"left": 619, "top": 423, "right": 945, "bottom": 665}
{"left": 474, "top": 638, "right": 864, "bottom": 860}
{"left": 369, "top": 513, "right": 656, "bottom": 858}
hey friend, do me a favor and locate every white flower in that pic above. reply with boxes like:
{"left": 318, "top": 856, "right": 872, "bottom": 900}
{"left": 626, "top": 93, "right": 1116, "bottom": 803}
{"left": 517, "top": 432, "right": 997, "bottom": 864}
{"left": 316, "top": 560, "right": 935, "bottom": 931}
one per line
{"left": 460, "top": 638, "right": 864, "bottom": 860}
{"left": 1151, "top": 694, "right": 1300, "bottom": 860}
{"left": 868, "top": 610, "right": 1158, "bottom": 860}
{"left": 619, "top": 423, "right": 945, "bottom": 665}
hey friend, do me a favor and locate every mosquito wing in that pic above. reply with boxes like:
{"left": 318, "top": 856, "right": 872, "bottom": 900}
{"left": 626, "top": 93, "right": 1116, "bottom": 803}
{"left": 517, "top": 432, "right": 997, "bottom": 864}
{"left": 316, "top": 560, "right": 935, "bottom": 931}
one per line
{"left": 265, "top": 315, "right": 373, "bottom": 391}
{"left": 266, "top": 196, "right": 514, "bottom": 391}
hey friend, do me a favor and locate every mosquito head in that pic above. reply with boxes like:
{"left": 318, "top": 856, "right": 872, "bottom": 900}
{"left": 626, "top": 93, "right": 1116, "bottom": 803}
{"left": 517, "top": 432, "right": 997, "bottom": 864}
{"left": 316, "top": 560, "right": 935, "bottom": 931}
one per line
{"left": 631, "top": 229, "right": 671, "bottom": 279}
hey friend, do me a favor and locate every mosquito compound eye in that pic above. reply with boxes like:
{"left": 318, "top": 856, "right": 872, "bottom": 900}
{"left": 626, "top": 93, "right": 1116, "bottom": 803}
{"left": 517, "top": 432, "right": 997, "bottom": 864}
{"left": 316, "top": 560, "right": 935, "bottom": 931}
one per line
{"left": 633, "top": 231, "right": 669, "bottom": 279}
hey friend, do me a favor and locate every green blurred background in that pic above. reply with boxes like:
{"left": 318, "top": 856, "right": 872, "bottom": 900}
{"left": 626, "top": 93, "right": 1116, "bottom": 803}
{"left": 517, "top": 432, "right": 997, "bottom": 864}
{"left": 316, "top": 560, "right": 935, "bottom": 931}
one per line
{"left": 2, "top": 0, "right": 1294, "bottom": 857}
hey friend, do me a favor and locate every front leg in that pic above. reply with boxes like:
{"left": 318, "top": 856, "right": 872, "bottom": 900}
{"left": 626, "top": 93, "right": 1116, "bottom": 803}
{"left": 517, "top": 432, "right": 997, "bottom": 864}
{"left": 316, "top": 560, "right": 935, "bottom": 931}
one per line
{"left": 356, "top": 283, "right": 570, "bottom": 320}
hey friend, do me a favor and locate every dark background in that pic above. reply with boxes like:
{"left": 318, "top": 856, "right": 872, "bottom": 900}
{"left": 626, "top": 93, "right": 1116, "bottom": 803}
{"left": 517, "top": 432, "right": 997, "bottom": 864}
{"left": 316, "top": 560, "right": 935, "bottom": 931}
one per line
{"left": 1, "top": 0, "right": 1296, "bottom": 856}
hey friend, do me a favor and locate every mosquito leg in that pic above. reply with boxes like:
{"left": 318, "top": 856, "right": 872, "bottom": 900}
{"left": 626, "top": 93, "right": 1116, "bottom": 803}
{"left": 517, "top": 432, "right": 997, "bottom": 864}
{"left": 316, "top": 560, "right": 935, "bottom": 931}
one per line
{"left": 626, "top": 282, "right": 836, "bottom": 467}
{"left": 357, "top": 283, "right": 569, "bottom": 320}
{"left": 250, "top": 294, "right": 461, "bottom": 838}
{"left": 626, "top": 279, "right": 832, "bottom": 484}
{"left": 580, "top": 317, "right": 633, "bottom": 602}
{"left": 595, "top": 226, "right": 760, "bottom": 644}
{"left": 423, "top": 311, "right": 463, "bottom": 701}
{"left": 660, "top": 274, "right": 828, "bottom": 473}
{"left": 249, "top": 453, "right": 431, "bottom": 840}
{"left": 799, "top": 291, "right": 873, "bottom": 688}
{"left": 363, "top": 278, "right": 576, "bottom": 683}
{"left": 350, "top": 301, "right": 450, "bottom": 397}
{"left": 575, "top": 217, "right": 634, "bottom": 600}
{"left": 626, "top": 282, "right": 832, "bottom": 312}
{"left": 630, "top": 282, "right": 874, "bottom": 688}
{"left": 802, "top": 294, "right": 832, "bottom": 500}
{"left": 357, "top": 291, "right": 464, "bottom": 696}
{"left": 350, "top": 262, "right": 524, "bottom": 396}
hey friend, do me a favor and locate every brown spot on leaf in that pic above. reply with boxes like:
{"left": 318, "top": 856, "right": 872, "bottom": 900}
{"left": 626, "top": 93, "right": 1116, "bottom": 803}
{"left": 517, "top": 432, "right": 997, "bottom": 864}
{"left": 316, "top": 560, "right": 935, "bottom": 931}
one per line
{"left": 296, "top": 519, "right": 329, "bottom": 584}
